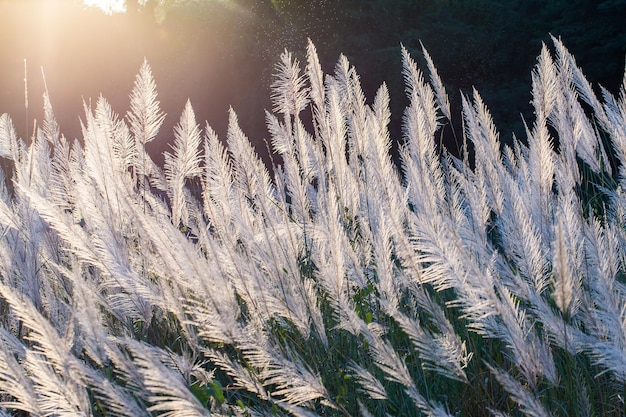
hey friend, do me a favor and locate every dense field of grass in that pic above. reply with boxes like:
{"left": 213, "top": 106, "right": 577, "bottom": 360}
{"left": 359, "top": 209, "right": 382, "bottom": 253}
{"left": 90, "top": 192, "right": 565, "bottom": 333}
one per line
{"left": 0, "top": 38, "right": 625, "bottom": 416}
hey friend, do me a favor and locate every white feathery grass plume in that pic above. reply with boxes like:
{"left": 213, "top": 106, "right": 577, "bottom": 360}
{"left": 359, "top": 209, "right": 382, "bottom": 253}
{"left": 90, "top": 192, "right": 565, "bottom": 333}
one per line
{"left": 223, "top": 114, "right": 319, "bottom": 339}
{"left": 526, "top": 120, "right": 555, "bottom": 244}
{"left": 364, "top": 324, "right": 452, "bottom": 416}
{"left": 187, "top": 218, "right": 251, "bottom": 347}
{"left": 93, "top": 95, "right": 124, "bottom": 166}
{"left": 550, "top": 187, "right": 584, "bottom": 316}
{"left": 488, "top": 365, "right": 552, "bottom": 417}
{"left": 400, "top": 45, "right": 446, "bottom": 216}
{"left": 81, "top": 97, "right": 130, "bottom": 209}
{"left": 250, "top": 245, "right": 320, "bottom": 340}
{"left": 368, "top": 202, "right": 399, "bottom": 309}
{"left": 361, "top": 84, "right": 407, "bottom": 248}
{"left": 70, "top": 135, "right": 85, "bottom": 174}
{"left": 602, "top": 70, "right": 626, "bottom": 186}
{"left": 387, "top": 304, "right": 470, "bottom": 382}
{"left": 0, "top": 333, "right": 42, "bottom": 416}
{"left": 292, "top": 270, "right": 327, "bottom": 346}
{"left": 551, "top": 100, "right": 580, "bottom": 192}
{"left": 263, "top": 358, "right": 330, "bottom": 407}
{"left": 311, "top": 76, "right": 339, "bottom": 176}
{"left": 496, "top": 284, "right": 557, "bottom": 386}
{"left": 580, "top": 219, "right": 626, "bottom": 380}
{"left": 331, "top": 54, "right": 351, "bottom": 107}
{"left": 227, "top": 168, "right": 322, "bottom": 346}
{"left": 571, "top": 96, "right": 604, "bottom": 174}
{"left": 551, "top": 35, "right": 613, "bottom": 150}
{"left": 551, "top": 220, "right": 577, "bottom": 317}
{"left": 334, "top": 53, "right": 371, "bottom": 187}
{"left": 96, "top": 94, "right": 142, "bottom": 188}
{"left": 497, "top": 178, "right": 550, "bottom": 295}
{"left": 120, "top": 180, "right": 239, "bottom": 345}
{"left": 291, "top": 112, "right": 319, "bottom": 195}
{"left": 48, "top": 332, "right": 150, "bottom": 417}
{"left": 362, "top": 324, "right": 414, "bottom": 388}
{"left": 347, "top": 361, "right": 388, "bottom": 400}
{"left": 414, "top": 208, "right": 556, "bottom": 386}
{"left": 455, "top": 233, "right": 554, "bottom": 384}
{"left": 411, "top": 213, "right": 473, "bottom": 293}
{"left": 548, "top": 42, "right": 604, "bottom": 183}
{"left": 267, "top": 112, "right": 311, "bottom": 222}
{"left": 0, "top": 113, "right": 24, "bottom": 163}
{"left": 23, "top": 350, "right": 91, "bottom": 416}
{"left": 72, "top": 179, "right": 159, "bottom": 324}
{"left": 127, "top": 59, "right": 166, "bottom": 190}
{"left": 461, "top": 89, "right": 504, "bottom": 214}
{"left": 0, "top": 282, "right": 72, "bottom": 375}
{"left": 303, "top": 42, "right": 331, "bottom": 198}
{"left": 0, "top": 167, "right": 8, "bottom": 205}
{"left": 319, "top": 77, "right": 360, "bottom": 217}
{"left": 47, "top": 135, "right": 78, "bottom": 216}
{"left": 237, "top": 331, "right": 331, "bottom": 407}
{"left": 447, "top": 159, "right": 492, "bottom": 249}
{"left": 308, "top": 79, "right": 337, "bottom": 200}
{"left": 81, "top": 364, "right": 151, "bottom": 417}
{"left": 405, "top": 389, "right": 453, "bottom": 417}
{"left": 111, "top": 115, "right": 137, "bottom": 174}
{"left": 151, "top": 347, "right": 214, "bottom": 392}
{"left": 227, "top": 108, "right": 277, "bottom": 229}
{"left": 13, "top": 128, "right": 52, "bottom": 197}
{"left": 202, "top": 123, "right": 236, "bottom": 239}
{"left": 404, "top": 266, "right": 468, "bottom": 347}
{"left": 205, "top": 348, "right": 269, "bottom": 401}
{"left": 332, "top": 53, "right": 367, "bottom": 156}
{"left": 0, "top": 282, "right": 92, "bottom": 415}
{"left": 271, "top": 49, "right": 309, "bottom": 121}
{"left": 306, "top": 38, "right": 325, "bottom": 115}
{"left": 401, "top": 45, "right": 438, "bottom": 139}
{"left": 360, "top": 87, "right": 417, "bottom": 289}
{"left": 337, "top": 54, "right": 369, "bottom": 177}
{"left": 17, "top": 181, "right": 99, "bottom": 268}
{"left": 89, "top": 94, "right": 136, "bottom": 182}
{"left": 100, "top": 340, "right": 151, "bottom": 400}
{"left": 164, "top": 99, "right": 203, "bottom": 226}
{"left": 119, "top": 213, "right": 194, "bottom": 321}
{"left": 531, "top": 43, "right": 559, "bottom": 122}
{"left": 41, "top": 80, "right": 60, "bottom": 147}
{"left": 367, "top": 84, "right": 396, "bottom": 191}
{"left": 53, "top": 260, "right": 109, "bottom": 366}
{"left": 0, "top": 179, "right": 49, "bottom": 310}
{"left": 420, "top": 42, "right": 451, "bottom": 121}
{"left": 358, "top": 401, "right": 376, "bottom": 417}
{"left": 312, "top": 180, "right": 366, "bottom": 335}
{"left": 127, "top": 58, "right": 165, "bottom": 147}
{"left": 522, "top": 282, "right": 584, "bottom": 355}
{"left": 22, "top": 174, "right": 158, "bottom": 327}
{"left": 183, "top": 277, "right": 242, "bottom": 347}
{"left": 225, "top": 112, "right": 321, "bottom": 337}
{"left": 124, "top": 339, "right": 209, "bottom": 417}
{"left": 527, "top": 44, "right": 558, "bottom": 243}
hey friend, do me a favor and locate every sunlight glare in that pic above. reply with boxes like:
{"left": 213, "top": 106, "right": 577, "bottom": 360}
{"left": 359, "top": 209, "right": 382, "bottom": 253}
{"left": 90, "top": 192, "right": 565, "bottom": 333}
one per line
{"left": 83, "top": 0, "right": 127, "bottom": 15}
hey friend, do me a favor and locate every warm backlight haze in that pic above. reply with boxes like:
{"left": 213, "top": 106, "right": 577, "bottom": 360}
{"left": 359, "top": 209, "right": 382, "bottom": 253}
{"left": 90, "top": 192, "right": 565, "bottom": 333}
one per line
{"left": 0, "top": 0, "right": 278, "bottom": 164}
